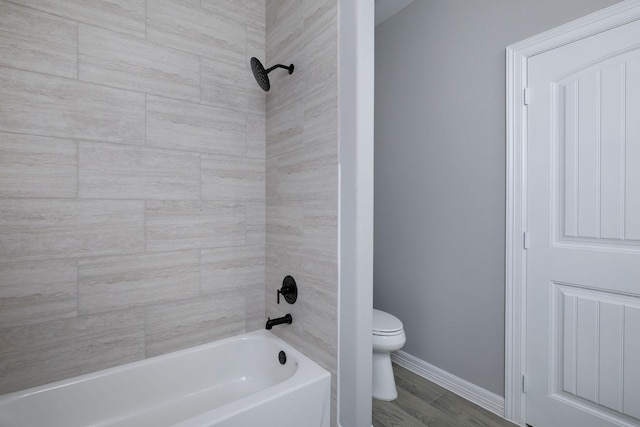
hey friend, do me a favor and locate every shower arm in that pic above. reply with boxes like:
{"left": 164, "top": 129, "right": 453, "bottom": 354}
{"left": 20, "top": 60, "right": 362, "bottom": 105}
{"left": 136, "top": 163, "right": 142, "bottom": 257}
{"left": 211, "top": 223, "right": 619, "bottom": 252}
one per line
{"left": 265, "top": 63, "right": 294, "bottom": 74}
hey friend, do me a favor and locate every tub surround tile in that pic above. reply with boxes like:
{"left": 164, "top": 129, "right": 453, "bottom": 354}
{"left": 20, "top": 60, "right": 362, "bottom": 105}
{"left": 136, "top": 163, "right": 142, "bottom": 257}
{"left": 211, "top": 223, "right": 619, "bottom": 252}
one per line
{"left": 266, "top": 100, "right": 304, "bottom": 159}
{"left": 304, "top": 82, "right": 339, "bottom": 150}
{"left": 201, "top": 0, "right": 265, "bottom": 26}
{"left": 201, "top": 155, "right": 265, "bottom": 202}
{"left": 244, "top": 288, "right": 266, "bottom": 331}
{"left": 196, "top": 244, "right": 266, "bottom": 337}
{"left": 264, "top": 67, "right": 306, "bottom": 114}
{"left": 303, "top": 199, "right": 338, "bottom": 259}
{"left": 0, "top": 199, "right": 145, "bottom": 263}
{"left": 271, "top": 142, "right": 338, "bottom": 202}
{"left": 79, "top": 251, "right": 200, "bottom": 315}
{"left": 10, "top": 0, "right": 145, "bottom": 38}
{"left": 266, "top": 202, "right": 304, "bottom": 249}
{"left": 146, "top": 0, "right": 246, "bottom": 63}
{"left": 303, "top": 0, "right": 337, "bottom": 40}
{"left": 267, "top": 248, "right": 337, "bottom": 286}
{"left": 78, "top": 142, "right": 200, "bottom": 200}
{"left": 0, "top": 0, "right": 270, "bottom": 398}
{"left": 0, "top": 67, "right": 145, "bottom": 144}
{"left": 246, "top": 24, "right": 266, "bottom": 71}
{"left": 201, "top": 57, "right": 265, "bottom": 115}
{"left": 0, "top": 260, "right": 78, "bottom": 329}
{"left": 78, "top": 25, "right": 200, "bottom": 101}
{"left": 266, "top": 1, "right": 339, "bottom": 423}
{"left": 146, "top": 95, "right": 246, "bottom": 156}
{"left": 0, "top": 310, "right": 145, "bottom": 395}
{"left": 144, "top": 295, "right": 246, "bottom": 357}
{"left": 247, "top": 114, "right": 266, "bottom": 159}
{"left": 0, "top": 1, "right": 78, "bottom": 78}
{"left": 145, "top": 200, "right": 246, "bottom": 252}
{"left": 0, "top": 133, "right": 77, "bottom": 198}
{"left": 299, "top": 24, "right": 338, "bottom": 96}
{"left": 200, "top": 245, "right": 264, "bottom": 296}
{"left": 266, "top": 0, "right": 304, "bottom": 66}
{"left": 246, "top": 202, "right": 266, "bottom": 246}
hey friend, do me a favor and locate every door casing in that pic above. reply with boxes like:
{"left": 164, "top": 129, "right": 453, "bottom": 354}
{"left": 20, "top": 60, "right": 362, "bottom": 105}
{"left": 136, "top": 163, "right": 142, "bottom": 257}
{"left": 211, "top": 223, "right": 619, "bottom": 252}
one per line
{"left": 505, "top": 1, "right": 640, "bottom": 425}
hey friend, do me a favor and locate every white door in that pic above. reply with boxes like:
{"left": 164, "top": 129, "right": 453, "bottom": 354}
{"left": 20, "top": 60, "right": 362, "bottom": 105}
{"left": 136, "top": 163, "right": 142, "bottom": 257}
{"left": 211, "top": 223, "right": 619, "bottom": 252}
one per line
{"left": 526, "top": 18, "right": 640, "bottom": 427}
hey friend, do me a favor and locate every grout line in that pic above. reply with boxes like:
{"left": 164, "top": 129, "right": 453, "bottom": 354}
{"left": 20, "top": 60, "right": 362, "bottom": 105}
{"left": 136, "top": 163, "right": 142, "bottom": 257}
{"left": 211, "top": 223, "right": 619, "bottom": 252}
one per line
{"left": 76, "top": 139, "right": 80, "bottom": 199}
{"left": 76, "top": 22, "right": 80, "bottom": 80}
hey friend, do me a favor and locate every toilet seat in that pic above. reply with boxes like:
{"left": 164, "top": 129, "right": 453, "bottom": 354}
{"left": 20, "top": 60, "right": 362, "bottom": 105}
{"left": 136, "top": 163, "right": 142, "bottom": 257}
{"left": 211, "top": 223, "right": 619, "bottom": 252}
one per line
{"left": 373, "top": 309, "right": 403, "bottom": 336}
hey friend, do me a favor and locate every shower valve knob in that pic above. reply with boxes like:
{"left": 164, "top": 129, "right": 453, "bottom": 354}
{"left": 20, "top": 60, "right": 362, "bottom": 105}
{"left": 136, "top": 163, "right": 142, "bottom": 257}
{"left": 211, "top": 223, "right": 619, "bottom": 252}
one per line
{"left": 277, "top": 275, "right": 298, "bottom": 304}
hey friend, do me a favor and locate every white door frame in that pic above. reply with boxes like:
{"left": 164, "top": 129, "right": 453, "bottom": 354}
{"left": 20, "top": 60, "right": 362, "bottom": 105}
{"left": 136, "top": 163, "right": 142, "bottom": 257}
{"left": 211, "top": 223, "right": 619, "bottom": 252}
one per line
{"left": 505, "top": 1, "right": 640, "bottom": 424}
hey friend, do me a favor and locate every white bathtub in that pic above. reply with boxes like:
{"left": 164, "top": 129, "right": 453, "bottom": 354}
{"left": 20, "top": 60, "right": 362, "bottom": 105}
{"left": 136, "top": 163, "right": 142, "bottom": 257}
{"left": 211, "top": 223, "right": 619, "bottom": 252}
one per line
{"left": 0, "top": 330, "right": 330, "bottom": 427}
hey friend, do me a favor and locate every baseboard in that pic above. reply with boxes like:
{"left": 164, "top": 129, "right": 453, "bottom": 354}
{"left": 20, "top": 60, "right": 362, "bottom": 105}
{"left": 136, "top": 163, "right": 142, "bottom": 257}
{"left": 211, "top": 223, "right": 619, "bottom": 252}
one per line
{"left": 391, "top": 350, "right": 505, "bottom": 418}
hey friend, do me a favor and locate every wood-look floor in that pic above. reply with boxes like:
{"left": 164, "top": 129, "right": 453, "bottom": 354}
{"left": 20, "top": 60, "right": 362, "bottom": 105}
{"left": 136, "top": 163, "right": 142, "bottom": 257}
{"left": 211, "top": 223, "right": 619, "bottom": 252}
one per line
{"left": 373, "top": 364, "right": 518, "bottom": 427}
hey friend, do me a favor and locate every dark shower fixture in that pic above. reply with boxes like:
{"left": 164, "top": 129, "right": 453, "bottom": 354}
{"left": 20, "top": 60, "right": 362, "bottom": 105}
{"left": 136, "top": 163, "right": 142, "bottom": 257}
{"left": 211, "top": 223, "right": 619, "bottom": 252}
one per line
{"left": 250, "top": 57, "right": 294, "bottom": 92}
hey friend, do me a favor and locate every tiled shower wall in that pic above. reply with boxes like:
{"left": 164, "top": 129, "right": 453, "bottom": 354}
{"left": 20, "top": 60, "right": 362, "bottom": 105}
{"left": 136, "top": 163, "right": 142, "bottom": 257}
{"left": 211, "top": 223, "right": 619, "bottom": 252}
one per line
{"left": 265, "top": 0, "right": 339, "bottom": 424}
{"left": 0, "top": 0, "right": 267, "bottom": 394}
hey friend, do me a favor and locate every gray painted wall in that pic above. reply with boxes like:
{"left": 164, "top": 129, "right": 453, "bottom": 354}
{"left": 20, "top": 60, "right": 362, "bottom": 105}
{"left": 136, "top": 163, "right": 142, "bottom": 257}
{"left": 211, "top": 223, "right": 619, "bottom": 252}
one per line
{"left": 374, "top": 0, "right": 622, "bottom": 396}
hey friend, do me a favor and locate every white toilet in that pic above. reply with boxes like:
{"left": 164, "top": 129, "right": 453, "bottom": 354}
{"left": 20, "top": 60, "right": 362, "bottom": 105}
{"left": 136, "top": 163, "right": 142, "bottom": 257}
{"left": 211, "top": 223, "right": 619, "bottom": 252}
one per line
{"left": 372, "top": 309, "right": 406, "bottom": 401}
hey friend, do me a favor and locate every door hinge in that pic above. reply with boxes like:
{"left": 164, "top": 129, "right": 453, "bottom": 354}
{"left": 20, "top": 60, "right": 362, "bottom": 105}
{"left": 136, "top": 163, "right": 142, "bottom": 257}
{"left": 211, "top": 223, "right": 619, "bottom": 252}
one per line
{"left": 524, "top": 87, "right": 531, "bottom": 105}
{"left": 522, "top": 374, "right": 528, "bottom": 393}
{"left": 523, "top": 231, "right": 530, "bottom": 249}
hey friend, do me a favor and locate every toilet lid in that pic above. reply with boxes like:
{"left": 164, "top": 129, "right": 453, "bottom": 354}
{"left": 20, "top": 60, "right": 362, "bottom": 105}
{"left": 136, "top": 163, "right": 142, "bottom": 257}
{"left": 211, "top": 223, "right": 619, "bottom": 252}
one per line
{"left": 372, "top": 309, "right": 403, "bottom": 334}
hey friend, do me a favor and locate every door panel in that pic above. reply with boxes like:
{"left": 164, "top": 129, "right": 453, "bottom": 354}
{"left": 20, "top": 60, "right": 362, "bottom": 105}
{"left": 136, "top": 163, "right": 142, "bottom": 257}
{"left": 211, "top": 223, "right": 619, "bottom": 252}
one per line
{"left": 527, "top": 17, "right": 640, "bottom": 427}
{"left": 558, "top": 56, "right": 640, "bottom": 245}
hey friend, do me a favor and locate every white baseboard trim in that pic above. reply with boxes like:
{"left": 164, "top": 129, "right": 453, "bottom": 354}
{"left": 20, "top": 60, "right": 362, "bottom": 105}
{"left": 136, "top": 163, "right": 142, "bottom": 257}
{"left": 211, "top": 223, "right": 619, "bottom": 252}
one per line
{"left": 391, "top": 350, "right": 505, "bottom": 418}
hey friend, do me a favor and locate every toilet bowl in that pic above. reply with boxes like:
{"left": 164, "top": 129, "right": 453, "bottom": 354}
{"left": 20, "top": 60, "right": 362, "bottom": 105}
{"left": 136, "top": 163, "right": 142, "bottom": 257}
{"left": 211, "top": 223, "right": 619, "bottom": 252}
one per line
{"left": 372, "top": 309, "right": 406, "bottom": 401}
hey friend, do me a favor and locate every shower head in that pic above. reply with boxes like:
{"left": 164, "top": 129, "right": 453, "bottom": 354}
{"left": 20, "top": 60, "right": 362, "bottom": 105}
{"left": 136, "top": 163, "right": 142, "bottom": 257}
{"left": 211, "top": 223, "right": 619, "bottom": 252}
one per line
{"left": 250, "top": 57, "right": 294, "bottom": 92}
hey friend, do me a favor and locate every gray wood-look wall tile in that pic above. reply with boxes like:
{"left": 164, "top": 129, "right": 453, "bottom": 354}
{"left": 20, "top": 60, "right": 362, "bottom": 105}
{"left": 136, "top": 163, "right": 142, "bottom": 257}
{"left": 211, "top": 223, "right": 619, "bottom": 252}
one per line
{"left": 0, "top": 133, "right": 77, "bottom": 198}
{"left": 266, "top": 0, "right": 303, "bottom": 65}
{"left": 300, "top": 24, "right": 338, "bottom": 96}
{"left": 79, "top": 251, "right": 200, "bottom": 315}
{"left": 11, "top": 0, "right": 145, "bottom": 38}
{"left": 201, "top": 57, "right": 265, "bottom": 115}
{"left": 144, "top": 295, "right": 246, "bottom": 357}
{"left": 146, "top": 0, "right": 246, "bottom": 63}
{"left": 266, "top": 245, "right": 337, "bottom": 297}
{"left": 0, "top": 199, "right": 144, "bottom": 262}
{"left": 78, "top": 142, "right": 200, "bottom": 200}
{"left": 246, "top": 23, "right": 266, "bottom": 71}
{"left": 0, "top": 1, "right": 77, "bottom": 78}
{"left": 244, "top": 286, "right": 266, "bottom": 331}
{"left": 200, "top": 245, "right": 264, "bottom": 296}
{"left": 303, "top": 199, "right": 338, "bottom": 259}
{"left": 272, "top": 142, "right": 337, "bottom": 202}
{"left": 0, "top": 260, "right": 78, "bottom": 329}
{"left": 266, "top": 100, "right": 304, "bottom": 159}
{"left": 266, "top": 202, "right": 304, "bottom": 249}
{"left": 246, "top": 202, "right": 266, "bottom": 246}
{"left": 304, "top": 82, "right": 338, "bottom": 149}
{"left": 201, "top": 0, "right": 265, "bottom": 26}
{"left": 201, "top": 155, "right": 264, "bottom": 202}
{"left": 1, "top": 0, "right": 270, "bottom": 395}
{"left": 303, "top": 0, "right": 337, "bottom": 40}
{"left": 0, "top": 309, "right": 145, "bottom": 395}
{"left": 145, "top": 200, "right": 246, "bottom": 252}
{"left": 247, "top": 114, "right": 266, "bottom": 159}
{"left": 79, "top": 25, "right": 200, "bottom": 101}
{"left": 265, "top": 1, "right": 339, "bottom": 423}
{"left": 0, "top": 67, "right": 145, "bottom": 144}
{"left": 146, "top": 95, "right": 246, "bottom": 156}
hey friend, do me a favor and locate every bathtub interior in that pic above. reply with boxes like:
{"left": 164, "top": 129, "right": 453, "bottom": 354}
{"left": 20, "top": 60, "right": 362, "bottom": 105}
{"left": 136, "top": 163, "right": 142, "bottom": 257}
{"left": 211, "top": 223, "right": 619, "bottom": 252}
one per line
{"left": 0, "top": 333, "right": 305, "bottom": 427}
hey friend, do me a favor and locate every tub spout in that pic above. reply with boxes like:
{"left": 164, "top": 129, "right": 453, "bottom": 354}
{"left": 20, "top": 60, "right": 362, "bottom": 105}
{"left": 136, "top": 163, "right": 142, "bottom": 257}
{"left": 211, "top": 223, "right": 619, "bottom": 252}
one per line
{"left": 265, "top": 314, "right": 292, "bottom": 330}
